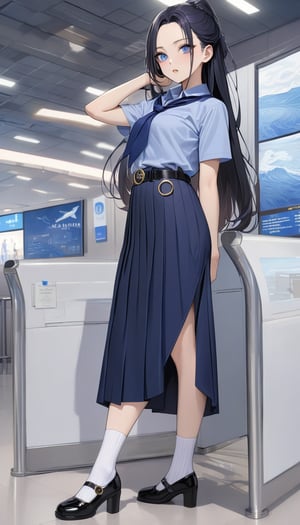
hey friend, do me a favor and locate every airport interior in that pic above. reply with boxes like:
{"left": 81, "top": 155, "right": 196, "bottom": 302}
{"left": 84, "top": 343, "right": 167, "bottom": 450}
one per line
{"left": 0, "top": 1, "right": 299, "bottom": 524}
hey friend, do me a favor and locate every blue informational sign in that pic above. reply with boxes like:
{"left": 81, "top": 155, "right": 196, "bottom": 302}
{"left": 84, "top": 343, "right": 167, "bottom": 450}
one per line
{"left": 0, "top": 212, "right": 23, "bottom": 232}
{"left": 23, "top": 200, "right": 84, "bottom": 259}
{"left": 260, "top": 207, "right": 300, "bottom": 237}
{"left": 93, "top": 196, "right": 107, "bottom": 242}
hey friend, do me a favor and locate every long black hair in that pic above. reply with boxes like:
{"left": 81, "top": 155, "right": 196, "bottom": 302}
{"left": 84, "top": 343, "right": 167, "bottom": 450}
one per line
{"left": 103, "top": 0, "right": 257, "bottom": 231}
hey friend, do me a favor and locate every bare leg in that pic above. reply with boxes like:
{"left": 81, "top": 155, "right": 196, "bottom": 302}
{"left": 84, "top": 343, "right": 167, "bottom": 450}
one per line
{"left": 157, "top": 305, "right": 206, "bottom": 488}
{"left": 106, "top": 401, "right": 147, "bottom": 434}
{"left": 76, "top": 400, "right": 147, "bottom": 502}
{"left": 172, "top": 305, "right": 206, "bottom": 438}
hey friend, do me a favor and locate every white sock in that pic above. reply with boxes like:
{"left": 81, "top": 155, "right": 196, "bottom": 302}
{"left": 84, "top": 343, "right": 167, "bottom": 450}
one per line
{"left": 76, "top": 429, "right": 126, "bottom": 503}
{"left": 156, "top": 435, "right": 196, "bottom": 491}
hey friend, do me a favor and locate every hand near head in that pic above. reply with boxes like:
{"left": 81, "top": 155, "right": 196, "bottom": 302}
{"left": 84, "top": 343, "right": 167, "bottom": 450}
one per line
{"left": 153, "top": 75, "right": 173, "bottom": 88}
{"left": 145, "top": 71, "right": 172, "bottom": 88}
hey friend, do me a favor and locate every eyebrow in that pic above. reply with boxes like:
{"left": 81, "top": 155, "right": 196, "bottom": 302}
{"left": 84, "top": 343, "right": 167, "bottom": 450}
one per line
{"left": 156, "top": 38, "right": 188, "bottom": 51}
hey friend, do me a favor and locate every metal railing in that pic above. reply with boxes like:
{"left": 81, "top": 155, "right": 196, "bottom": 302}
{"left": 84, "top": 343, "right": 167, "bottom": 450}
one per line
{"left": 222, "top": 232, "right": 268, "bottom": 519}
{"left": 3, "top": 260, "right": 27, "bottom": 476}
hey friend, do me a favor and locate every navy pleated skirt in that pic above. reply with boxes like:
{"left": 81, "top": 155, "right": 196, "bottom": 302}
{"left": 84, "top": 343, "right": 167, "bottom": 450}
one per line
{"left": 97, "top": 178, "right": 219, "bottom": 416}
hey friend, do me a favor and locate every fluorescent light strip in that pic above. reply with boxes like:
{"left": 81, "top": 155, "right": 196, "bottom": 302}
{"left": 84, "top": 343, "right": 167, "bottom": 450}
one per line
{"left": 3, "top": 208, "right": 12, "bottom": 212}
{"left": 85, "top": 86, "right": 105, "bottom": 96}
{"left": 80, "top": 150, "right": 104, "bottom": 160}
{"left": 158, "top": 1, "right": 180, "bottom": 5}
{"left": 49, "top": 198, "right": 65, "bottom": 202}
{"left": 226, "top": 0, "right": 259, "bottom": 15}
{"left": 14, "top": 135, "right": 40, "bottom": 144}
{"left": 0, "top": 77, "right": 15, "bottom": 88}
{"left": 0, "top": 149, "right": 103, "bottom": 180}
{"left": 35, "top": 108, "right": 105, "bottom": 127}
{"left": 16, "top": 175, "right": 32, "bottom": 181}
{"left": 96, "top": 142, "right": 115, "bottom": 151}
{"left": 33, "top": 189, "right": 48, "bottom": 194}
{"left": 68, "top": 182, "right": 90, "bottom": 189}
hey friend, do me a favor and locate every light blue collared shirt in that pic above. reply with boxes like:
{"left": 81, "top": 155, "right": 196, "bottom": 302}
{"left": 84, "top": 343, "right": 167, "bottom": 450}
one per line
{"left": 119, "top": 83, "right": 232, "bottom": 177}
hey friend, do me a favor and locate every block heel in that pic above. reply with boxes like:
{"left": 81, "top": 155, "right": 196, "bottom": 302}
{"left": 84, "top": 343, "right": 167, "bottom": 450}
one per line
{"left": 106, "top": 491, "right": 121, "bottom": 514}
{"left": 183, "top": 485, "right": 197, "bottom": 507}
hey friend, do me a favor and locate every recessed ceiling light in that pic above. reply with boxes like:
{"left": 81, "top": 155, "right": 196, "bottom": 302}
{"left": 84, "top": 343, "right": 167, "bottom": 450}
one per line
{"left": 226, "top": 0, "right": 259, "bottom": 15}
{"left": 14, "top": 135, "right": 40, "bottom": 144}
{"left": 3, "top": 208, "right": 12, "bottom": 212}
{"left": 96, "top": 142, "right": 115, "bottom": 151}
{"left": 0, "top": 77, "right": 15, "bottom": 88}
{"left": 35, "top": 108, "right": 105, "bottom": 127}
{"left": 69, "top": 42, "right": 85, "bottom": 53}
{"left": 85, "top": 86, "right": 105, "bottom": 96}
{"left": 33, "top": 189, "right": 48, "bottom": 194}
{"left": 16, "top": 175, "right": 32, "bottom": 181}
{"left": 68, "top": 182, "right": 90, "bottom": 189}
{"left": 80, "top": 150, "right": 104, "bottom": 160}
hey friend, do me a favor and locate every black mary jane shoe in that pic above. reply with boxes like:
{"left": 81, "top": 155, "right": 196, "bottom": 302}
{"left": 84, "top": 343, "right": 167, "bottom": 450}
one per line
{"left": 137, "top": 472, "right": 198, "bottom": 507}
{"left": 55, "top": 472, "right": 121, "bottom": 520}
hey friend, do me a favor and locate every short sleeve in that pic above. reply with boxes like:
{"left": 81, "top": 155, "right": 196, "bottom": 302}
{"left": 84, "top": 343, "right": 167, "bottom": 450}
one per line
{"left": 199, "top": 99, "right": 232, "bottom": 163}
{"left": 118, "top": 98, "right": 155, "bottom": 137}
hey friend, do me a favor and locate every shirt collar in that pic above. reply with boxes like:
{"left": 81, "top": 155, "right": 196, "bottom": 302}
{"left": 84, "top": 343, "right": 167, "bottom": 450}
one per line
{"left": 163, "top": 83, "right": 211, "bottom": 103}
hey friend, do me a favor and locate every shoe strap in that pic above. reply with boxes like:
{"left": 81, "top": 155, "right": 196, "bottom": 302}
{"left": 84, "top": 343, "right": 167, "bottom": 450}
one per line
{"left": 161, "top": 477, "right": 175, "bottom": 493}
{"left": 83, "top": 481, "right": 104, "bottom": 496}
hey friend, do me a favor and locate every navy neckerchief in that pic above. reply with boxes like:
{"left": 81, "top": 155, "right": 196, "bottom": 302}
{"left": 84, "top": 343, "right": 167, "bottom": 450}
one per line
{"left": 122, "top": 91, "right": 212, "bottom": 167}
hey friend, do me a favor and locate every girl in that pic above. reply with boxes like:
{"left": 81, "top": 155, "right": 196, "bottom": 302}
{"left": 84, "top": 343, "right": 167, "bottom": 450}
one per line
{"left": 55, "top": 0, "right": 255, "bottom": 519}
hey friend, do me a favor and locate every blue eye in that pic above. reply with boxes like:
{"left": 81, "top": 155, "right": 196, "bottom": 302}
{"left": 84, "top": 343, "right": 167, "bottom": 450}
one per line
{"left": 180, "top": 45, "right": 191, "bottom": 54}
{"left": 156, "top": 53, "right": 168, "bottom": 62}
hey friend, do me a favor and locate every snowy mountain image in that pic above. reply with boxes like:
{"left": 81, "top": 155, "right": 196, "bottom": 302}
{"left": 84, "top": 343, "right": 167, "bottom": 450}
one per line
{"left": 259, "top": 86, "right": 300, "bottom": 142}
{"left": 259, "top": 167, "right": 300, "bottom": 211}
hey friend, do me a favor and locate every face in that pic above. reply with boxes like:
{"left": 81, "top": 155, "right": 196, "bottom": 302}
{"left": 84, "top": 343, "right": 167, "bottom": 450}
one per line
{"left": 155, "top": 22, "right": 210, "bottom": 85}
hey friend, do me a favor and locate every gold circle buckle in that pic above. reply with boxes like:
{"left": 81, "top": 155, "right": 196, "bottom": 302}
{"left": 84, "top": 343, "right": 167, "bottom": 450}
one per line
{"left": 94, "top": 485, "right": 104, "bottom": 496}
{"left": 158, "top": 179, "right": 174, "bottom": 197}
{"left": 133, "top": 168, "right": 145, "bottom": 185}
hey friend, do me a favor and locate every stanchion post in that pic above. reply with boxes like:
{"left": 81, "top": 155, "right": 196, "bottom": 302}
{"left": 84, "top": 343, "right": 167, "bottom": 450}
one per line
{"left": 221, "top": 232, "right": 268, "bottom": 519}
{"left": 3, "top": 260, "right": 27, "bottom": 476}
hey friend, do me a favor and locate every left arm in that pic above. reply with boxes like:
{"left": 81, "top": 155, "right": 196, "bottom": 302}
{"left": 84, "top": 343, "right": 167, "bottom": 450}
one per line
{"left": 199, "top": 159, "right": 220, "bottom": 282}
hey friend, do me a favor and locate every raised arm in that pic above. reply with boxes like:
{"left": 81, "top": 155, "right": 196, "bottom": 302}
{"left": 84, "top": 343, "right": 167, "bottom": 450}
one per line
{"left": 85, "top": 73, "right": 151, "bottom": 126}
{"left": 199, "top": 159, "right": 220, "bottom": 282}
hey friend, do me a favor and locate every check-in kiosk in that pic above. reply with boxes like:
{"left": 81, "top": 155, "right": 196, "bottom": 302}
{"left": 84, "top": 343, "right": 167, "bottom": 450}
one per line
{"left": 222, "top": 231, "right": 300, "bottom": 518}
{"left": 4, "top": 259, "right": 176, "bottom": 476}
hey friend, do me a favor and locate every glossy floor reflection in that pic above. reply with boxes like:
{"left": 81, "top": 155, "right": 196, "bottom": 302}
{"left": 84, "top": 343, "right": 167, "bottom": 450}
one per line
{"left": 0, "top": 372, "right": 299, "bottom": 525}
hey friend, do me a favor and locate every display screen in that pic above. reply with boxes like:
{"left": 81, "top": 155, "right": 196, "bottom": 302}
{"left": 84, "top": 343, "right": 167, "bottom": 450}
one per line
{"left": 23, "top": 200, "right": 84, "bottom": 259}
{"left": 257, "top": 50, "right": 300, "bottom": 237}
{"left": 261, "top": 257, "right": 300, "bottom": 302}
{"left": 0, "top": 212, "right": 23, "bottom": 232}
{"left": 0, "top": 229, "right": 24, "bottom": 263}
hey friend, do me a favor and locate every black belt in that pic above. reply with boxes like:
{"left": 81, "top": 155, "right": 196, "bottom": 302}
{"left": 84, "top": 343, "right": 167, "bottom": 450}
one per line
{"left": 133, "top": 167, "right": 191, "bottom": 196}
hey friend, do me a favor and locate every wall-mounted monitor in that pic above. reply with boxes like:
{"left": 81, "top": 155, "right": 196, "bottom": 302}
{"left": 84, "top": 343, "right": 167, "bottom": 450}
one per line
{"left": 23, "top": 200, "right": 84, "bottom": 259}
{"left": 0, "top": 212, "right": 23, "bottom": 233}
{"left": 257, "top": 49, "right": 300, "bottom": 237}
{"left": 0, "top": 229, "right": 24, "bottom": 263}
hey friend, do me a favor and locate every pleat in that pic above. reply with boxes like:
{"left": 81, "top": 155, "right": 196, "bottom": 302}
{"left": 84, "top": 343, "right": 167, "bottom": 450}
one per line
{"left": 97, "top": 179, "right": 219, "bottom": 415}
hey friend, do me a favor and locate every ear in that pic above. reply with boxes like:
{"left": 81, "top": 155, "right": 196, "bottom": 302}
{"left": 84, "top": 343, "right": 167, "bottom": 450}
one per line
{"left": 202, "top": 44, "right": 213, "bottom": 63}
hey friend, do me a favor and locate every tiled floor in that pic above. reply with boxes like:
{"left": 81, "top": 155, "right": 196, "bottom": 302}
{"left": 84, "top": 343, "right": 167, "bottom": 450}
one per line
{"left": 0, "top": 371, "right": 299, "bottom": 525}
